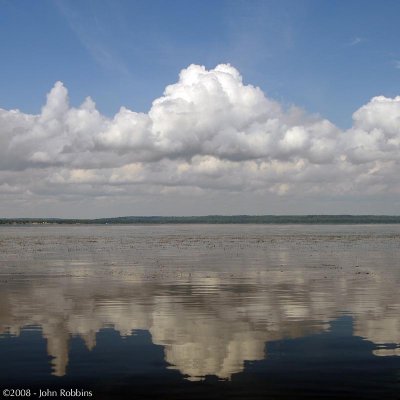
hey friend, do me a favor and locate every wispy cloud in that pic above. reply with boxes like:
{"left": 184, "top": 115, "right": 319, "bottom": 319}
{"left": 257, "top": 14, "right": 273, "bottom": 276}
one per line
{"left": 346, "top": 37, "right": 363, "bottom": 47}
{"left": 394, "top": 60, "right": 400, "bottom": 69}
{"left": 54, "top": 1, "right": 131, "bottom": 78}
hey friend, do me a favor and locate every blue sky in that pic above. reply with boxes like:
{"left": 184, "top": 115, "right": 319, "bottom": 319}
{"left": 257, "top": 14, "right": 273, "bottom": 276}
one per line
{"left": 1, "top": 0, "right": 399, "bottom": 128}
{"left": 1, "top": 0, "right": 400, "bottom": 217}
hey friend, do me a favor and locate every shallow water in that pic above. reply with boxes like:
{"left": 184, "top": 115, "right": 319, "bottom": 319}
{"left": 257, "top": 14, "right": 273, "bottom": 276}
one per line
{"left": 1, "top": 224, "right": 400, "bottom": 399}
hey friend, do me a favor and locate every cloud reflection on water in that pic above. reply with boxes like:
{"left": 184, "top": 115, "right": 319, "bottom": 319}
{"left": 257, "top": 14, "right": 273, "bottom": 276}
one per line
{"left": 0, "top": 225, "right": 400, "bottom": 381}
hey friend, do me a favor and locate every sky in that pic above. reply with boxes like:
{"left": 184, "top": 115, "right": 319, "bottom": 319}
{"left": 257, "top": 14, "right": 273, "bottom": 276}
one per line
{"left": 1, "top": 0, "right": 400, "bottom": 217}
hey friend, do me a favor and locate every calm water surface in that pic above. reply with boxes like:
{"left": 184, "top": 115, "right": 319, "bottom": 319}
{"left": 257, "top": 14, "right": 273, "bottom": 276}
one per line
{"left": 0, "top": 224, "right": 400, "bottom": 399}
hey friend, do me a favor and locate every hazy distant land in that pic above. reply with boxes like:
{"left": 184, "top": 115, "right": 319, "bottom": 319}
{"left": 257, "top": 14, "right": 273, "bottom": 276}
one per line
{"left": 2, "top": 215, "right": 400, "bottom": 225}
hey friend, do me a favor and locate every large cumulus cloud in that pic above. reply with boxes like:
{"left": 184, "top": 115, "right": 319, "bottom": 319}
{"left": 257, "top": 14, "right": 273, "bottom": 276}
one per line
{"left": 1, "top": 63, "right": 400, "bottom": 214}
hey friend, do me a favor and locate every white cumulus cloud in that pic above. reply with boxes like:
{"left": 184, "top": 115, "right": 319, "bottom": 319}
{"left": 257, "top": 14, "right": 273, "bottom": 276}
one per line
{"left": 0, "top": 64, "right": 400, "bottom": 216}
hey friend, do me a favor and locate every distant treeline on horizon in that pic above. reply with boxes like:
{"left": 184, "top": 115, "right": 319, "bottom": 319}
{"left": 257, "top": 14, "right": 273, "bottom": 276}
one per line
{"left": 1, "top": 215, "right": 400, "bottom": 225}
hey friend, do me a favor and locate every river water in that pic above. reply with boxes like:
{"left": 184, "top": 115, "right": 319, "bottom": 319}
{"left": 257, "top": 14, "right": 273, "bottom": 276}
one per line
{"left": 0, "top": 224, "right": 400, "bottom": 399}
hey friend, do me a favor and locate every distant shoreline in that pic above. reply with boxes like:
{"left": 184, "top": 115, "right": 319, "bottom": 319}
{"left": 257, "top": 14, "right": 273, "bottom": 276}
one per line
{"left": 2, "top": 215, "right": 400, "bottom": 225}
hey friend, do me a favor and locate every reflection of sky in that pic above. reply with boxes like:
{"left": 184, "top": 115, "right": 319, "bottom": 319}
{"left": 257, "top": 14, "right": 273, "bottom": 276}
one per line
{"left": 1, "top": 225, "right": 400, "bottom": 381}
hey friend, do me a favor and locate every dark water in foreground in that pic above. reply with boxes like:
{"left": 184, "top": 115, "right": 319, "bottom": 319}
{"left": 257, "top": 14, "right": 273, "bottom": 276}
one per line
{"left": 0, "top": 224, "right": 400, "bottom": 399}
